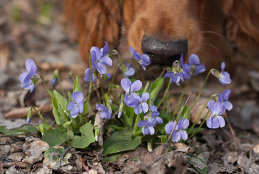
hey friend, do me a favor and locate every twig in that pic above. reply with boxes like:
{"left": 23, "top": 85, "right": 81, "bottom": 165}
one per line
{"left": 59, "top": 146, "right": 72, "bottom": 169}
{"left": 225, "top": 114, "right": 237, "bottom": 143}
{"left": 5, "top": 105, "right": 52, "bottom": 118}
{"left": 167, "top": 93, "right": 194, "bottom": 142}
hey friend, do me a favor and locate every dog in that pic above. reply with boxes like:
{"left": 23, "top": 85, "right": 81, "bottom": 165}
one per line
{"left": 65, "top": 0, "right": 259, "bottom": 74}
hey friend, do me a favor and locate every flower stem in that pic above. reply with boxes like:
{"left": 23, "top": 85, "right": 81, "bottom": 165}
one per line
{"left": 79, "top": 114, "right": 84, "bottom": 125}
{"left": 173, "top": 81, "right": 189, "bottom": 116}
{"left": 94, "top": 84, "right": 101, "bottom": 103}
{"left": 157, "top": 80, "right": 171, "bottom": 108}
{"left": 188, "top": 94, "right": 216, "bottom": 134}
{"left": 57, "top": 74, "right": 65, "bottom": 98}
{"left": 108, "top": 64, "right": 119, "bottom": 96}
{"left": 88, "top": 56, "right": 93, "bottom": 102}
{"left": 198, "top": 110, "right": 210, "bottom": 129}
{"left": 32, "top": 106, "right": 52, "bottom": 127}
{"left": 39, "top": 69, "right": 52, "bottom": 98}
{"left": 166, "top": 94, "right": 192, "bottom": 142}
{"left": 189, "top": 110, "right": 210, "bottom": 138}
{"left": 117, "top": 51, "right": 123, "bottom": 66}
{"left": 190, "top": 70, "right": 211, "bottom": 110}
{"left": 100, "top": 78, "right": 105, "bottom": 100}
{"left": 225, "top": 114, "right": 237, "bottom": 142}
{"left": 158, "top": 68, "right": 166, "bottom": 78}
{"left": 162, "top": 90, "right": 169, "bottom": 111}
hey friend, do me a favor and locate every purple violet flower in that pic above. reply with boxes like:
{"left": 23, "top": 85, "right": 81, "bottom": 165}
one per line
{"left": 219, "top": 62, "right": 231, "bottom": 85}
{"left": 128, "top": 92, "right": 150, "bottom": 114}
{"left": 165, "top": 118, "right": 189, "bottom": 142}
{"left": 153, "top": 116, "right": 163, "bottom": 125}
{"left": 96, "top": 104, "right": 112, "bottom": 119}
{"left": 183, "top": 54, "right": 206, "bottom": 76}
{"left": 67, "top": 91, "right": 84, "bottom": 118}
{"left": 113, "top": 51, "right": 117, "bottom": 56}
{"left": 164, "top": 54, "right": 190, "bottom": 86}
{"left": 124, "top": 92, "right": 139, "bottom": 107}
{"left": 151, "top": 106, "right": 162, "bottom": 123}
{"left": 138, "top": 117, "right": 157, "bottom": 135}
{"left": 149, "top": 105, "right": 163, "bottom": 124}
{"left": 19, "top": 59, "right": 39, "bottom": 93}
{"left": 207, "top": 100, "right": 225, "bottom": 128}
{"left": 124, "top": 63, "right": 135, "bottom": 77}
{"left": 51, "top": 77, "right": 56, "bottom": 85}
{"left": 129, "top": 46, "right": 151, "bottom": 70}
{"left": 26, "top": 117, "right": 31, "bottom": 124}
{"left": 84, "top": 68, "right": 97, "bottom": 83}
{"left": 91, "top": 42, "right": 112, "bottom": 74}
{"left": 103, "top": 73, "right": 112, "bottom": 81}
{"left": 218, "top": 89, "right": 233, "bottom": 111}
{"left": 150, "top": 105, "right": 159, "bottom": 117}
{"left": 121, "top": 78, "right": 142, "bottom": 94}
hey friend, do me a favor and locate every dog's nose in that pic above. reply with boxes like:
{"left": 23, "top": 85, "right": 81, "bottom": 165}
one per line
{"left": 141, "top": 35, "right": 187, "bottom": 66}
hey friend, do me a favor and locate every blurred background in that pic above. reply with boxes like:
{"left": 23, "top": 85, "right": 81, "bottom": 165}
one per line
{"left": 0, "top": 0, "right": 85, "bottom": 127}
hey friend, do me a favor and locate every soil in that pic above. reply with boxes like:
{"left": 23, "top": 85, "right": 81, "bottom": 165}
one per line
{"left": 0, "top": 0, "right": 259, "bottom": 173}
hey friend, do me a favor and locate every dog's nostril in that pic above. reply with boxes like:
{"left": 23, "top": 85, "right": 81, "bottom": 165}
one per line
{"left": 141, "top": 35, "right": 188, "bottom": 66}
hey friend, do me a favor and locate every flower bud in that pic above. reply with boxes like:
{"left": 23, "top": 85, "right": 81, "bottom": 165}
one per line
{"left": 26, "top": 107, "right": 33, "bottom": 124}
{"left": 118, "top": 95, "right": 124, "bottom": 118}
{"left": 51, "top": 77, "right": 56, "bottom": 85}
{"left": 147, "top": 142, "right": 153, "bottom": 152}
{"left": 211, "top": 69, "right": 220, "bottom": 79}
{"left": 51, "top": 70, "right": 59, "bottom": 85}
{"left": 68, "top": 71, "right": 74, "bottom": 81}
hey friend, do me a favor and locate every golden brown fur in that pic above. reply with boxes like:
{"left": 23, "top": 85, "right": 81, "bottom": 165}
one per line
{"left": 65, "top": 0, "right": 259, "bottom": 70}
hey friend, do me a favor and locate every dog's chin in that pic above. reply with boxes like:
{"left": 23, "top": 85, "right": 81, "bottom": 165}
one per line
{"left": 139, "top": 65, "right": 165, "bottom": 80}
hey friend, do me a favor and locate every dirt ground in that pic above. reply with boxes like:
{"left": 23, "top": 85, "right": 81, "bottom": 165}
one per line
{"left": 0, "top": 0, "right": 259, "bottom": 173}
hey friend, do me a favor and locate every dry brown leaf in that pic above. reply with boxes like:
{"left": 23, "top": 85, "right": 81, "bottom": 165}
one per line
{"left": 173, "top": 143, "right": 191, "bottom": 152}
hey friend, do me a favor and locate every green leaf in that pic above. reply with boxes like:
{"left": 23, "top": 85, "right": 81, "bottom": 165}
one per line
{"left": 52, "top": 107, "right": 62, "bottom": 125}
{"left": 73, "top": 76, "right": 82, "bottom": 93}
{"left": 52, "top": 95, "right": 58, "bottom": 109}
{"left": 82, "top": 101, "right": 90, "bottom": 115}
{"left": 143, "top": 81, "right": 150, "bottom": 93}
{"left": 189, "top": 152, "right": 209, "bottom": 174}
{"left": 123, "top": 106, "right": 134, "bottom": 126}
{"left": 109, "top": 125, "right": 124, "bottom": 131}
{"left": 181, "top": 106, "right": 191, "bottom": 120}
{"left": 53, "top": 90, "right": 67, "bottom": 110}
{"left": 157, "top": 135, "right": 168, "bottom": 143}
{"left": 103, "top": 153, "right": 121, "bottom": 163}
{"left": 79, "top": 122, "right": 94, "bottom": 136}
{"left": 196, "top": 167, "right": 208, "bottom": 174}
{"left": 71, "top": 122, "right": 95, "bottom": 148}
{"left": 67, "top": 91, "right": 72, "bottom": 101}
{"left": 0, "top": 125, "right": 38, "bottom": 136}
{"left": 149, "top": 78, "right": 164, "bottom": 102}
{"left": 52, "top": 90, "right": 68, "bottom": 124}
{"left": 37, "top": 123, "right": 51, "bottom": 134}
{"left": 42, "top": 126, "right": 74, "bottom": 147}
{"left": 44, "top": 146, "right": 64, "bottom": 161}
{"left": 187, "top": 127, "right": 203, "bottom": 136}
{"left": 103, "top": 129, "right": 142, "bottom": 156}
{"left": 104, "top": 93, "right": 109, "bottom": 105}
{"left": 132, "top": 114, "right": 142, "bottom": 137}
